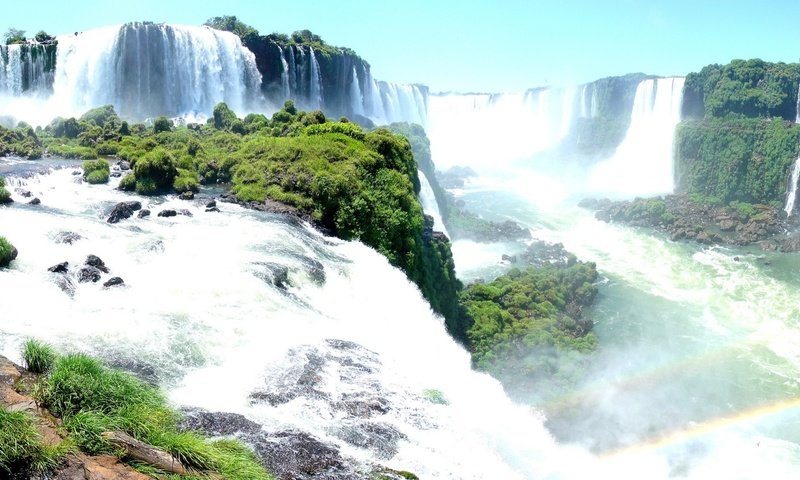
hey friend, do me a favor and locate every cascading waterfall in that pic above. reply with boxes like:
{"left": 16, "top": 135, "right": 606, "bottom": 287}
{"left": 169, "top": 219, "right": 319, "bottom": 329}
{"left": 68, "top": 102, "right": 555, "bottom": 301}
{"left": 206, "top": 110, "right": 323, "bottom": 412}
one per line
{"left": 308, "top": 47, "right": 323, "bottom": 108}
{"left": 0, "top": 162, "right": 669, "bottom": 480}
{"left": 784, "top": 83, "right": 800, "bottom": 218}
{"left": 417, "top": 170, "right": 449, "bottom": 236}
{"left": 278, "top": 45, "right": 291, "bottom": 100}
{"left": 784, "top": 157, "right": 800, "bottom": 217}
{"left": 587, "top": 76, "right": 685, "bottom": 197}
{"left": 427, "top": 87, "right": 580, "bottom": 171}
{"left": 0, "top": 43, "right": 54, "bottom": 97}
{"left": 1, "top": 23, "right": 262, "bottom": 124}
{"left": 349, "top": 66, "right": 365, "bottom": 117}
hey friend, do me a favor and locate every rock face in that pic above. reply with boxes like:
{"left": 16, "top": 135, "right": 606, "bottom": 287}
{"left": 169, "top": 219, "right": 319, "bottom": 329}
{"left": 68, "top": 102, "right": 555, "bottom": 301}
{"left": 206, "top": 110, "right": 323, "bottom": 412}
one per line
{"left": 86, "top": 255, "right": 110, "bottom": 273}
{"left": 107, "top": 201, "right": 142, "bottom": 224}
{"left": 103, "top": 277, "right": 125, "bottom": 288}
{"left": 505, "top": 240, "right": 577, "bottom": 269}
{"left": 581, "top": 195, "right": 786, "bottom": 249}
{"left": 157, "top": 209, "right": 177, "bottom": 217}
{"left": 0, "top": 243, "right": 17, "bottom": 268}
{"left": 78, "top": 266, "right": 102, "bottom": 283}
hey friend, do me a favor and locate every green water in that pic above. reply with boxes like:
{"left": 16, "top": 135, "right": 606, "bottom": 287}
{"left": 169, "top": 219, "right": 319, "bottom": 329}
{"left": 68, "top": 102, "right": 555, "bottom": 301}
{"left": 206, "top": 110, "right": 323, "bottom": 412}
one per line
{"left": 451, "top": 189, "right": 800, "bottom": 458}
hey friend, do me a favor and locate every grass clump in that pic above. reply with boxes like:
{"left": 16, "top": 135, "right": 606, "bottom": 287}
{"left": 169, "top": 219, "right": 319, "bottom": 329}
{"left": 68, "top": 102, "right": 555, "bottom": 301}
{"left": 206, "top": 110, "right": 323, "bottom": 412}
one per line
{"left": 0, "top": 235, "right": 16, "bottom": 268}
{"left": 22, "top": 338, "right": 58, "bottom": 374}
{"left": 0, "top": 176, "right": 11, "bottom": 203}
{"left": 82, "top": 159, "right": 110, "bottom": 184}
{"left": 0, "top": 408, "right": 66, "bottom": 476}
{"left": 421, "top": 389, "right": 449, "bottom": 405}
{"left": 34, "top": 350, "right": 271, "bottom": 479}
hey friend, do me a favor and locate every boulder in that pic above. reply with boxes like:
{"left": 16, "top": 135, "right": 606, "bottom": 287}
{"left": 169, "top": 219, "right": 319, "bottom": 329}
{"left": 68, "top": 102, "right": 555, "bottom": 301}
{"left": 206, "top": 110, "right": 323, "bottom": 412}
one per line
{"left": 14, "top": 188, "right": 32, "bottom": 198}
{"left": 179, "top": 191, "right": 194, "bottom": 200}
{"left": 86, "top": 254, "right": 109, "bottom": 273}
{"left": 205, "top": 200, "right": 217, "bottom": 209}
{"left": 48, "top": 262, "right": 69, "bottom": 274}
{"left": 103, "top": 277, "right": 124, "bottom": 288}
{"left": 137, "top": 209, "right": 150, "bottom": 218}
{"left": 118, "top": 161, "right": 131, "bottom": 171}
{"left": 0, "top": 243, "right": 17, "bottom": 268}
{"left": 28, "top": 197, "right": 41, "bottom": 205}
{"left": 78, "top": 266, "right": 102, "bottom": 283}
{"left": 107, "top": 201, "right": 142, "bottom": 224}
{"left": 157, "top": 209, "right": 177, "bottom": 218}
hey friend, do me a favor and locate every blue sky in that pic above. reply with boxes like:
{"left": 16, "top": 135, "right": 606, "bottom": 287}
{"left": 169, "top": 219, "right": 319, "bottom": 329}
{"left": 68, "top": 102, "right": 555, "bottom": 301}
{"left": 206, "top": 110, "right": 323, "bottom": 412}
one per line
{"left": 4, "top": 0, "right": 800, "bottom": 92}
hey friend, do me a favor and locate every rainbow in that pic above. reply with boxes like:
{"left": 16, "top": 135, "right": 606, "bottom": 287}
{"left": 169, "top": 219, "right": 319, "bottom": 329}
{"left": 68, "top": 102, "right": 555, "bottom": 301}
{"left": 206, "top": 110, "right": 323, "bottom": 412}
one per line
{"left": 602, "top": 396, "right": 800, "bottom": 458}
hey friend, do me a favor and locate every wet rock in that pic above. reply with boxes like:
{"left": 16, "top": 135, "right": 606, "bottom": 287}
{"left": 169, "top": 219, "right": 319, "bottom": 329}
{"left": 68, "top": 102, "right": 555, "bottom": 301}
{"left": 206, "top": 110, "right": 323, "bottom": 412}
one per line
{"left": 118, "top": 160, "right": 131, "bottom": 171}
{"left": 0, "top": 243, "right": 17, "bottom": 268}
{"left": 335, "top": 394, "right": 391, "bottom": 418}
{"left": 178, "top": 408, "right": 262, "bottom": 436}
{"left": 103, "top": 277, "right": 124, "bottom": 288}
{"left": 332, "top": 420, "right": 406, "bottom": 459}
{"left": 54, "top": 275, "right": 76, "bottom": 297}
{"left": 54, "top": 231, "right": 83, "bottom": 244}
{"left": 78, "top": 266, "right": 102, "bottom": 283}
{"left": 28, "top": 197, "right": 41, "bottom": 205}
{"left": 14, "top": 188, "right": 32, "bottom": 198}
{"left": 71, "top": 170, "right": 81, "bottom": 176}
{"left": 205, "top": 200, "right": 216, "bottom": 209}
{"left": 137, "top": 209, "right": 150, "bottom": 218}
{"left": 253, "top": 262, "right": 291, "bottom": 290}
{"left": 246, "top": 430, "right": 364, "bottom": 480}
{"left": 107, "top": 201, "right": 142, "bottom": 224}
{"left": 48, "top": 262, "right": 69, "bottom": 274}
{"left": 110, "top": 171, "right": 122, "bottom": 178}
{"left": 178, "top": 209, "right": 193, "bottom": 217}
{"left": 179, "top": 191, "right": 194, "bottom": 200}
{"left": 157, "top": 209, "right": 177, "bottom": 218}
{"left": 513, "top": 240, "right": 575, "bottom": 269}
{"left": 86, "top": 254, "right": 109, "bottom": 273}
{"left": 205, "top": 206, "right": 220, "bottom": 212}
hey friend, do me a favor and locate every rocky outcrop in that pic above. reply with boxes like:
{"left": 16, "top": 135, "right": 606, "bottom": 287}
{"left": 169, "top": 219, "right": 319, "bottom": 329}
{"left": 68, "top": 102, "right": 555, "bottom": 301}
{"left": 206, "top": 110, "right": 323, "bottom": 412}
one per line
{"left": 107, "top": 201, "right": 142, "bottom": 224}
{"left": 581, "top": 195, "right": 789, "bottom": 249}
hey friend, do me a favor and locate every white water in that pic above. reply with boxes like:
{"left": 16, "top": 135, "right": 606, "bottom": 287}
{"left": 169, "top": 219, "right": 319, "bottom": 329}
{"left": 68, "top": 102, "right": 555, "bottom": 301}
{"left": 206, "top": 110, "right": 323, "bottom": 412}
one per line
{"left": 349, "top": 66, "right": 365, "bottom": 117}
{"left": 418, "top": 169, "right": 449, "bottom": 236}
{"left": 364, "top": 79, "right": 428, "bottom": 127}
{"left": 785, "top": 157, "right": 800, "bottom": 217}
{"left": 309, "top": 48, "right": 323, "bottom": 108}
{"left": 278, "top": 46, "right": 291, "bottom": 100}
{"left": 427, "top": 87, "right": 579, "bottom": 171}
{"left": 587, "top": 77, "right": 685, "bottom": 197}
{"left": 0, "top": 23, "right": 262, "bottom": 124}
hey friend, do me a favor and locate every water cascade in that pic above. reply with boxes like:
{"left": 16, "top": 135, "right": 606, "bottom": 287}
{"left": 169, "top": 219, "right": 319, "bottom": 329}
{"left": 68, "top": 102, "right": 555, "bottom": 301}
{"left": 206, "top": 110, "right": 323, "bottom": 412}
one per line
{"left": 427, "top": 87, "right": 580, "bottom": 171}
{"left": 587, "top": 77, "right": 685, "bottom": 197}
{"left": 785, "top": 157, "right": 800, "bottom": 217}
{"left": 0, "top": 43, "right": 54, "bottom": 97}
{"left": 1, "top": 23, "right": 262, "bottom": 124}
{"left": 308, "top": 47, "right": 323, "bottom": 108}
{"left": 349, "top": 66, "right": 365, "bottom": 117}
{"left": 417, "top": 170, "right": 449, "bottom": 236}
{"left": 278, "top": 45, "right": 291, "bottom": 100}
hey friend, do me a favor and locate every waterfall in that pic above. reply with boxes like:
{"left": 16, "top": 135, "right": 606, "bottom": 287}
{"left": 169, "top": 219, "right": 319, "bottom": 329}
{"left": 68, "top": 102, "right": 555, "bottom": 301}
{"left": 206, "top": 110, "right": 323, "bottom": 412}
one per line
{"left": 358, "top": 75, "right": 428, "bottom": 127}
{"left": 278, "top": 45, "right": 291, "bottom": 100}
{"left": 349, "top": 66, "right": 364, "bottom": 116}
{"left": 427, "top": 87, "right": 578, "bottom": 171}
{"left": 418, "top": 169, "right": 448, "bottom": 236}
{"left": 309, "top": 47, "right": 322, "bottom": 108}
{"left": 785, "top": 157, "right": 800, "bottom": 217}
{"left": 1, "top": 23, "right": 262, "bottom": 124}
{"left": 578, "top": 83, "right": 598, "bottom": 118}
{"left": 587, "top": 77, "right": 685, "bottom": 197}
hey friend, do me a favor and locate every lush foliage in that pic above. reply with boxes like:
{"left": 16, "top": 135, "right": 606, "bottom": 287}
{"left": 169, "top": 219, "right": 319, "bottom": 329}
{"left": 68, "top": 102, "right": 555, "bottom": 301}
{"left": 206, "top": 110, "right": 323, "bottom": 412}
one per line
{"left": 682, "top": 59, "right": 800, "bottom": 120}
{"left": 22, "top": 339, "right": 57, "bottom": 374}
{"left": 4, "top": 28, "right": 25, "bottom": 45}
{"left": 0, "top": 408, "right": 66, "bottom": 476}
{"left": 460, "top": 263, "right": 599, "bottom": 392}
{"left": 0, "top": 176, "right": 10, "bottom": 203}
{"left": 132, "top": 148, "right": 178, "bottom": 194}
{"left": 82, "top": 159, "right": 110, "bottom": 184}
{"left": 675, "top": 118, "right": 800, "bottom": 204}
{"left": 0, "top": 235, "right": 15, "bottom": 267}
{"left": 34, "top": 349, "right": 271, "bottom": 479}
{"left": 0, "top": 124, "right": 42, "bottom": 159}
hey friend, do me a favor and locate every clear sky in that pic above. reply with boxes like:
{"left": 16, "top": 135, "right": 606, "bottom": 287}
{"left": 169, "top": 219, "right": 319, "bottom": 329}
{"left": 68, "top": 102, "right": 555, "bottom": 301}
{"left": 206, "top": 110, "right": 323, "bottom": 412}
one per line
{"left": 3, "top": 0, "right": 800, "bottom": 93}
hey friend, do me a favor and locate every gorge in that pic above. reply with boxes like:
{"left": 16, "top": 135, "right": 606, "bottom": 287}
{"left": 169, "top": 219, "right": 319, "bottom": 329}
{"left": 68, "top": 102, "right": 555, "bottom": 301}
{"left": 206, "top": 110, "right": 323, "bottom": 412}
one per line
{"left": 2, "top": 17, "right": 800, "bottom": 480}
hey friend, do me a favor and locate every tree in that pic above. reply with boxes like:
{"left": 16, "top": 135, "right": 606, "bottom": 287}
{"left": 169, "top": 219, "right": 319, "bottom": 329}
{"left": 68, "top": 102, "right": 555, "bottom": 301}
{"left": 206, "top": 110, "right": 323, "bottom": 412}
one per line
{"left": 4, "top": 28, "right": 25, "bottom": 45}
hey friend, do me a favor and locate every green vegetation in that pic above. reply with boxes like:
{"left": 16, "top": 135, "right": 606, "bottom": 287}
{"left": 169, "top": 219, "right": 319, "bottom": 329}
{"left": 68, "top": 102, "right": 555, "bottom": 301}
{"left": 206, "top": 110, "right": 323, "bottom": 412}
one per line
{"left": 0, "top": 124, "right": 43, "bottom": 159}
{"left": 682, "top": 59, "right": 800, "bottom": 120}
{"left": 22, "top": 339, "right": 57, "bottom": 374}
{"left": 153, "top": 116, "right": 174, "bottom": 134}
{"left": 459, "top": 262, "right": 599, "bottom": 393}
{"left": 82, "top": 159, "right": 110, "bottom": 184}
{"left": 34, "top": 348, "right": 271, "bottom": 479}
{"left": 675, "top": 118, "right": 800, "bottom": 204}
{"left": 0, "top": 408, "right": 67, "bottom": 476}
{"left": 0, "top": 176, "right": 10, "bottom": 203}
{"left": 4, "top": 28, "right": 25, "bottom": 45}
{"left": 0, "top": 236, "right": 15, "bottom": 267}
{"left": 422, "top": 389, "right": 449, "bottom": 405}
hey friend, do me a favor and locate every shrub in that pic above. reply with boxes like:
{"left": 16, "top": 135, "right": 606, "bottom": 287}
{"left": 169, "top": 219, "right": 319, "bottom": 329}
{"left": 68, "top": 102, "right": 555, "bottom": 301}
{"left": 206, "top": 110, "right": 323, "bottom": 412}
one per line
{"left": 118, "top": 173, "right": 136, "bottom": 191}
{"left": 153, "top": 116, "right": 173, "bottom": 134}
{"left": 0, "top": 176, "right": 10, "bottom": 203}
{"left": 82, "top": 159, "right": 109, "bottom": 184}
{"left": 0, "top": 236, "right": 16, "bottom": 268}
{"left": 22, "top": 339, "right": 57, "bottom": 374}
{"left": 133, "top": 148, "right": 177, "bottom": 194}
{"left": 173, "top": 168, "right": 199, "bottom": 193}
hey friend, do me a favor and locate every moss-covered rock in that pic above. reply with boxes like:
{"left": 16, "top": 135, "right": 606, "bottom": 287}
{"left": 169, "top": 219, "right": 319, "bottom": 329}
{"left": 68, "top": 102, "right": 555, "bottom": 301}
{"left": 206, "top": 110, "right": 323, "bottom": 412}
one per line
{"left": 0, "top": 236, "right": 17, "bottom": 268}
{"left": 82, "top": 159, "right": 110, "bottom": 184}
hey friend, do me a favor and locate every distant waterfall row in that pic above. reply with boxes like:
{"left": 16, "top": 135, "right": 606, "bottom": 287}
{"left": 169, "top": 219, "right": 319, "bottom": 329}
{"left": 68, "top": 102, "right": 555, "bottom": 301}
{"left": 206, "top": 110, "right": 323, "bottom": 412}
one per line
{"left": 267, "top": 42, "right": 428, "bottom": 126}
{"left": 0, "top": 43, "right": 55, "bottom": 97}
{"left": 0, "top": 23, "right": 262, "bottom": 123}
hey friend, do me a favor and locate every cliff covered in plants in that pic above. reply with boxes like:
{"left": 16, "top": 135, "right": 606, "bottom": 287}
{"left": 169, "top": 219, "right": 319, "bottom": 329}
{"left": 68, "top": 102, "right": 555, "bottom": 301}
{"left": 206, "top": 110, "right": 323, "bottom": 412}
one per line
{"left": 675, "top": 59, "right": 800, "bottom": 206}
